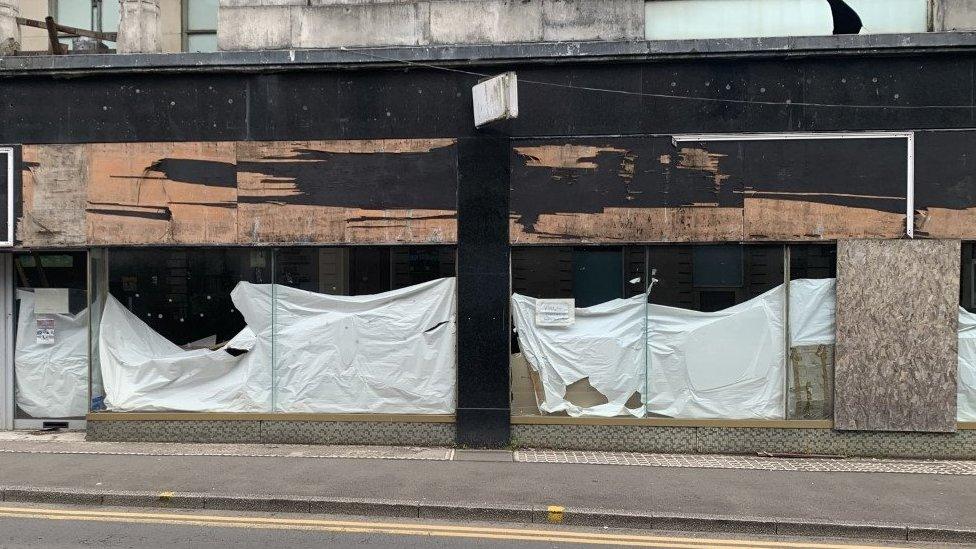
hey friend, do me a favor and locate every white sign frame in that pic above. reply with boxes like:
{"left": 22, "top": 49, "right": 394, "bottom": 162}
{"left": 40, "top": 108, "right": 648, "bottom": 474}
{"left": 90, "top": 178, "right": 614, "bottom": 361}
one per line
{"left": 0, "top": 147, "right": 13, "bottom": 247}
{"left": 671, "top": 132, "right": 916, "bottom": 238}
{"left": 535, "top": 298, "right": 576, "bottom": 327}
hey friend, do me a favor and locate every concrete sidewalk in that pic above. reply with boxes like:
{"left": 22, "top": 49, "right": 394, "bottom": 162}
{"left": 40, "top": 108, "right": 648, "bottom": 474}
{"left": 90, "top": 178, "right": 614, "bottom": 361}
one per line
{"left": 0, "top": 435, "right": 974, "bottom": 543}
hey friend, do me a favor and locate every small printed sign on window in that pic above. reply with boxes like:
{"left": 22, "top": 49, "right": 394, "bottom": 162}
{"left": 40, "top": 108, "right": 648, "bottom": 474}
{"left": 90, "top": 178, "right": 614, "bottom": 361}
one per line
{"left": 535, "top": 299, "right": 576, "bottom": 327}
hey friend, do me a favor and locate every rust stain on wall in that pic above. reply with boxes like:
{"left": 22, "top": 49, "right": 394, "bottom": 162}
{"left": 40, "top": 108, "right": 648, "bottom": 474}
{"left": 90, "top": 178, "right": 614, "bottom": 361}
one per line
{"left": 510, "top": 207, "right": 744, "bottom": 243}
{"left": 744, "top": 198, "right": 905, "bottom": 240}
{"left": 514, "top": 145, "right": 627, "bottom": 169}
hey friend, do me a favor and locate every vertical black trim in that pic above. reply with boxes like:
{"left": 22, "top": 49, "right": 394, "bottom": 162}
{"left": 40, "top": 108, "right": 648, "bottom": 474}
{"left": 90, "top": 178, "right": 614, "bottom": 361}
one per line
{"left": 455, "top": 137, "right": 511, "bottom": 448}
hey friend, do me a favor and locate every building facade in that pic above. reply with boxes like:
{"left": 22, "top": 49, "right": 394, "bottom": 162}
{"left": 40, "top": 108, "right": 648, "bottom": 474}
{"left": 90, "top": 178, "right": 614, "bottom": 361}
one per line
{"left": 1, "top": 0, "right": 976, "bottom": 457}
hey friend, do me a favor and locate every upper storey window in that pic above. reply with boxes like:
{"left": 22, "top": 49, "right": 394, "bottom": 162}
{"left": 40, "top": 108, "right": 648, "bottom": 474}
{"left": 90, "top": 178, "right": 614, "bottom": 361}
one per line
{"left": 644, "top": 0, "right": 929, "bottom": 41}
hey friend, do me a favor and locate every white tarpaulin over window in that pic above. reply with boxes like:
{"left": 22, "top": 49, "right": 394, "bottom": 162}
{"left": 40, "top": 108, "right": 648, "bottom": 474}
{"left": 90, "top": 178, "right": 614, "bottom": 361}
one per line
{"left": 511, "top": 294, "right": 645, "bottom": 418}
{"left": 646, "top": 285, "right": 786, "bottom": 420}
{"left": 99, "top": 278, "right": 457, "bottom": 414}
{"left": 513, "top": 279, "right": 837, "bottom": 419}
{"left": 14, "top": 290, "right": 89, "bottom": 418}
{"left": 100, "top": 295, "right": 269, "bottom": 412}
{"left": 958, "top": 307, "right": 976, "bottom": 421}
{"left": 238, "top": 278, "right": 457, "bottom": 414}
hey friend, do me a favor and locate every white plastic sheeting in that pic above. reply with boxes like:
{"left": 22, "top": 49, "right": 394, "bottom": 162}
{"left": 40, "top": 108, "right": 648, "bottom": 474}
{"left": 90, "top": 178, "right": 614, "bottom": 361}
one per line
{"left": 99, "top": 278, "right": 457, "bottom": 414}
{"left": 789, "top": 279, "right": 836, "bottom": 346}
{"left": 513, "top": 279, "right": 839, "bottom": 419}
{"left": 240, "top": 278, "right": 457, "bottom": 414}
{"left": 511, "top": 295, "right": 645, "bottom": 418}
{"left": 646, "top": 286, "right": 786, "bottom": 420}
{"left": 99, "top": 295, "right": 270, "bottom": 412}
{"left": 958, "top": 307, "right": 976, "bottom": 421}
{"left": 14, "top": 290, "right": 90, "bottom": 418}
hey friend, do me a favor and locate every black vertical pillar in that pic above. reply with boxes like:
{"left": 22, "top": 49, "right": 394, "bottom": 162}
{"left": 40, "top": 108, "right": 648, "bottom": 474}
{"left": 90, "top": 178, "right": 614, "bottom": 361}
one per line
{"left": 456, "top": 137, "right": 511, "bottom": 448}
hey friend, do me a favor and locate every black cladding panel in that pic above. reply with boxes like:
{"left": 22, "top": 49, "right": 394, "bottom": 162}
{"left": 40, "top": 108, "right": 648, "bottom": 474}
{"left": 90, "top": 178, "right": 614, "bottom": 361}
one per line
{"left": 0, "top": 148, "right": 11, "bottom": 245}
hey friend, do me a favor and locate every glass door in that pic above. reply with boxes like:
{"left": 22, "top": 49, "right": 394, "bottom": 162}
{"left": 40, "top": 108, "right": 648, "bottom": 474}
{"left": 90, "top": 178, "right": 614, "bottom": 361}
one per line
{"left": 11, "top": 251, "right": 88, "bottom": 430}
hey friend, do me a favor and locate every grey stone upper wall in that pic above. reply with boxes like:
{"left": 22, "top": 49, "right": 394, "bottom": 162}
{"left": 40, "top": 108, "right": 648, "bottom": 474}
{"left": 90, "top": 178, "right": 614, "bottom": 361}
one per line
{"left": 935, "top": 0, "right": 976, "bottom": 31}
{"left": 217, "top": 0, "right": 644, "bottom": 51}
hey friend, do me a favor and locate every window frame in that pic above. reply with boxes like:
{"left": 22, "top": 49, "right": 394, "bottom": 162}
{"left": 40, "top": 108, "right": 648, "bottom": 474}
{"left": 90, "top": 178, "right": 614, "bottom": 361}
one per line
{"left": 182, "top": 0, "right": 218, "bottom": 52}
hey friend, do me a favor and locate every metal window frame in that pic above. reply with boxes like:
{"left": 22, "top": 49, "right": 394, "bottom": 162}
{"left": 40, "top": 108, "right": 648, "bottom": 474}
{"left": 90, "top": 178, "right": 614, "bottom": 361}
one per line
{"left": 671, "top": 131, "right": 916, "bottom": 238}
{"left": 181, "top": 0, "right": 218, "bottom": 52}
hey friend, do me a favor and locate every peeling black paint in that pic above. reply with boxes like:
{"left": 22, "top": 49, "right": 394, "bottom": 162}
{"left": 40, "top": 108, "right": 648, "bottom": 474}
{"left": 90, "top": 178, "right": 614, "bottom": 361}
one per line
{"left": 510, "top": 137, "right": 907, "bottom": 233}
{"left": 237, "top": 146, "right": 457, "bottom": 211}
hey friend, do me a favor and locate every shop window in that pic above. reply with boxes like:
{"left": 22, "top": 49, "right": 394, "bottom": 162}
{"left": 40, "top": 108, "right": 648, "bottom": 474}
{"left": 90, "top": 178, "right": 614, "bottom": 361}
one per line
{"left": 644, "top": 0, "right": 928, "bottom": 41}
{"left": 511, "top": 243, "right": 836, "bottom": 421}
{"left": 12, "top": 252, "right": 89, "bottom": 423}
{"left": 88, "top": 246, "right": 457, "bottom": 415}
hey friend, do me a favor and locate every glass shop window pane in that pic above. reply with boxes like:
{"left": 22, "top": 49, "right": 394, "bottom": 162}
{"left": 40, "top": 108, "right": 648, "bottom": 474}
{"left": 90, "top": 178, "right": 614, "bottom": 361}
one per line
{"left": 57, "top": 0, "right": 93, "bottom": 29}
{"left": 510, "top": 246, "right": 643, "bottom": 418}
{"left": 187, "top": 0, "right": 218, "bottom": 30}
{"left": 271, "top": 246, "right": 457, "bottom": 414}
{"left": 101, "top": 0, "right": 120, "bottom": 32}
{"left": 92, "top": 248, "right": 272, "bottom": 412}
{"left": 961, "top": 243, "right": 976, "bottom": 421}
{"left": 12, "top": 252, "right": 89, "bottom": 420}
{"left": 187, "top": 33, "right": 218, "bottom": 53}
{"left": 786, "top": 244, "right": 837, "bottom": 420}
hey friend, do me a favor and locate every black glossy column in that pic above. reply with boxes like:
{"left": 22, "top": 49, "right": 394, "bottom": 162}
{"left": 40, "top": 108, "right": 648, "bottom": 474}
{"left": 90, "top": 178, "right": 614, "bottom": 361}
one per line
{"left": 455, "top": 137, "right": 511, "bottom": 448}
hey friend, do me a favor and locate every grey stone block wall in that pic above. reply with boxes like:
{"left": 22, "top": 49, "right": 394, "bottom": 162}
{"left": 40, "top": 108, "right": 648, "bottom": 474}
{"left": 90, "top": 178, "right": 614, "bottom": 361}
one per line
{"left": 217, "top": 0, "right": 644, "bottom": 51}
{"left": 933, "top": 0, "right": 976, "bottom": 31}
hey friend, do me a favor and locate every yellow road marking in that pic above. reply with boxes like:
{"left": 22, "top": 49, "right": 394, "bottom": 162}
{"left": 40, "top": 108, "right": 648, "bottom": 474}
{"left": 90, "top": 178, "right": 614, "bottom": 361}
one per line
{"left": 0, "top": 505, "right": 915, "bottom": 549}
{"left": 548, "top": 505, "right": 565, "bottom": 524}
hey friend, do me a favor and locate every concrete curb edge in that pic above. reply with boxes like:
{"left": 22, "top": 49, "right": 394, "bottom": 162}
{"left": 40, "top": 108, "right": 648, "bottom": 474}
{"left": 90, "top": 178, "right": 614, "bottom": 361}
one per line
{"left": 1, "top": 486, "right": 973, "bottom": 543}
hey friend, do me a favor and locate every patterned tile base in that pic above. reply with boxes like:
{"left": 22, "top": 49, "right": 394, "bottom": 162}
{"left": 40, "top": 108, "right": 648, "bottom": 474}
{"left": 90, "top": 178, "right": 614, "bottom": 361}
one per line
{"left": 87, "top": 420, "right": 456, "bottom": 447}
{"left": 516, "top": 450, "right": 976, "bottom": 475}
{"left": 512, "top": 425, "right": 976, "bottom": 459}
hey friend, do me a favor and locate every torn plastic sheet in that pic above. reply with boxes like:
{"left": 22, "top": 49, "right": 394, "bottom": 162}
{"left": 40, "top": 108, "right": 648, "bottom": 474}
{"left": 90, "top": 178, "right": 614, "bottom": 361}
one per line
{"left": 14, "top": 290, "right": 89, "bottom": 418}
{"left": 958, "top": 307, "right": 976, "bottom": 421}
{"left": 513, "top": 279, "right": 837, "bottom": 419}
{"left": 99, "top": 295, "right": 270, "bottom": 412}
{"left": 100, "top": 278, "right": 456, "bottom": 414}
{"left": 647, "top": 285, "right": 786, "bottom": 420}
{"left": 235, "top": 277, "right": 457, "bottom": 414}
{"left": 511, "top": 294, "right": 645, "bottom": 418}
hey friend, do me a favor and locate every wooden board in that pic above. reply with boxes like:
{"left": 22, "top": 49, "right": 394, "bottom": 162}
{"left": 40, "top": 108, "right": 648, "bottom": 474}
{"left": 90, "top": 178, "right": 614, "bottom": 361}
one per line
{"left": 834, "top": 239, "right": 960, "bottom": 432}
{"left": 19, "top": 145, "right": 89, "bottom": 247}
{"left": 236, "top": 139, "right": 457, "bottom": 244}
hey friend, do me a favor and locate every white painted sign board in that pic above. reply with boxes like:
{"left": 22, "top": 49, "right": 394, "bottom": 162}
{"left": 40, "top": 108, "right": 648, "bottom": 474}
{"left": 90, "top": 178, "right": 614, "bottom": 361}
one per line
{"left": 535, "top": 299, "right": 575, "bottom": 327}
{"left": 472, "top": 72, "right": 518, "bottom": 127}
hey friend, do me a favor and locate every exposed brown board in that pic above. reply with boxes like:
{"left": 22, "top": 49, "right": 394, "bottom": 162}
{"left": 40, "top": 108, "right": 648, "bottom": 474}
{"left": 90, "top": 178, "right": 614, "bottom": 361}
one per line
{"left": 18, "top": 144, "right": 89, "bottom": 246}
{"left": 744, "top": 198, "right": 905, "bottom": 240}
{"left": 915, "top": 207, "right": 976, "bottom": 239}
{"left": 86, "top": 142, "right": 238, "bottom": 244}
{"left": 510, "top": 207, "right": 744, "bottom": 244}
{"left": 834, "top": 239, "right": 960, "bottom": 433}
{"left": 236, "top": 140, "right": 457, "bottom": 244}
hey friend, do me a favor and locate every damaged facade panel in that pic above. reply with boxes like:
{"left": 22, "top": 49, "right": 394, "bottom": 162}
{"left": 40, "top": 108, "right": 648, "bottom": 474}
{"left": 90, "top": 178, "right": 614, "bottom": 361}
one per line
{"left": 19, "top": 145, "right": 90, "bottom": 247}
{"left": 913, "top": 130, "right": 976, "bottom": 239}
{"left": 510, "top": 137, "right": 910, "bottom": 243}
{"left": 236, "top": 139, "right": 458, "bottom": 244}
{"left": 86, "top": 142, "right": 239, "bottom": 245}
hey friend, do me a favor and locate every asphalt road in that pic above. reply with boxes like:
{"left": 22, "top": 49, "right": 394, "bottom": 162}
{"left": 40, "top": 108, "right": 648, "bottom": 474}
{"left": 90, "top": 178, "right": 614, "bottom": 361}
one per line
{"left": 0, "top": 504, "right": 966, "bottom": 549}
